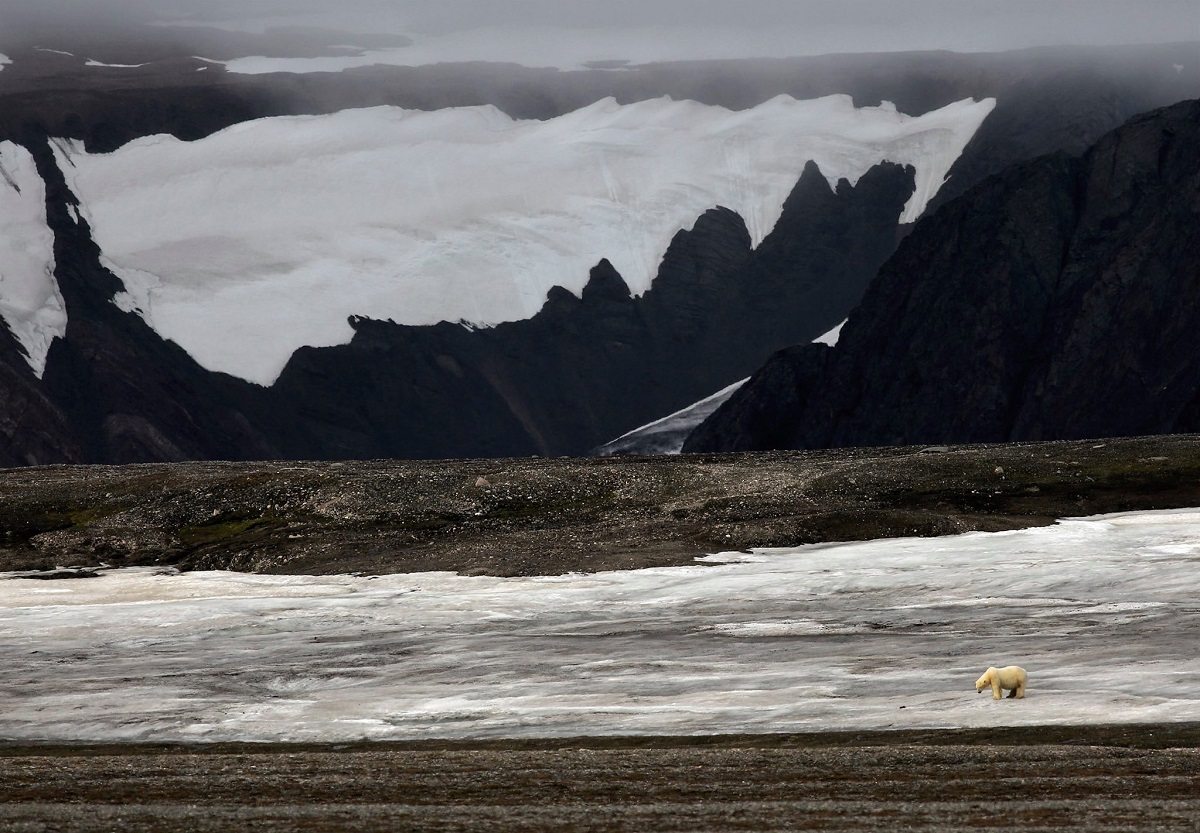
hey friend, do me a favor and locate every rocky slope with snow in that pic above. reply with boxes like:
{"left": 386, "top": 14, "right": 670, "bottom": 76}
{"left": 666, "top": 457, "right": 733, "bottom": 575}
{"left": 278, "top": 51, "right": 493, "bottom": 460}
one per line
{"left": 52, "top": 95, "right": 988, "bottom": 386}
{"left": 0, "top": 44, "right": 1198, "bottom": 463}
{"left": 686, "top": 98, "right": 1200, "bottom": 453}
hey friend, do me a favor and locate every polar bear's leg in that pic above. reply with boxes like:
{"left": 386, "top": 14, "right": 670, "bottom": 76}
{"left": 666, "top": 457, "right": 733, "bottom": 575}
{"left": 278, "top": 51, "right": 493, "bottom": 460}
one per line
{"left": 991, "top": 676, "right": 1002, "bottom": 700}
{"left": 1013, "top": 679, "right": 1026, "bottom": 699}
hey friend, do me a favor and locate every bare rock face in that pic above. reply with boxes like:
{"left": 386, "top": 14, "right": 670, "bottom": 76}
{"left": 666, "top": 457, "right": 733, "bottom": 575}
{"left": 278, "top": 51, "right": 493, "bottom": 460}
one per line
{"left": 687, "top": 99, "right": 1200, "bottom": 452}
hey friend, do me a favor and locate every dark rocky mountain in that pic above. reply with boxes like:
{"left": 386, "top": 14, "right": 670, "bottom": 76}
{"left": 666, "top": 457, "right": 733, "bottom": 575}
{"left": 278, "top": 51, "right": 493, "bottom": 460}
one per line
{"left": 0, "top": 43, "right": 1199, "bottom": 464}
{"left": 685, "top": 98, "right": 1200, "bottom": 453}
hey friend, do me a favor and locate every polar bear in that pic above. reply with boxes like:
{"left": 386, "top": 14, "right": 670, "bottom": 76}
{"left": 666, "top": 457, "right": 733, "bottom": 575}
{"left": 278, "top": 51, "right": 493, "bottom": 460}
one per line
{"left": 976, "top": 665, "right": 1027, "bottom": 700}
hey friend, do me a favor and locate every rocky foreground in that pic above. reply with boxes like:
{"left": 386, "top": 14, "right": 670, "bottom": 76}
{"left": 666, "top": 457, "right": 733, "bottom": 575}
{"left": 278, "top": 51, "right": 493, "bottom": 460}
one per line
{"left": 2, "top": 726, "right": 1199, "bottom": 833}
{"left": 2, "top": 434, "right": 1198, "bottom": 577}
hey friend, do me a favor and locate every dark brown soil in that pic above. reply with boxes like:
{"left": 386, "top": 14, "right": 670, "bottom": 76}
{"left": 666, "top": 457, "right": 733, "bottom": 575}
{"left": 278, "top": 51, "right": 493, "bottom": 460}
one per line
{"left": 1, "top": 435, "right": 1198, "bottom": 577}
{"left": 2, "top": 725, "right": 1199, "bottom": 832}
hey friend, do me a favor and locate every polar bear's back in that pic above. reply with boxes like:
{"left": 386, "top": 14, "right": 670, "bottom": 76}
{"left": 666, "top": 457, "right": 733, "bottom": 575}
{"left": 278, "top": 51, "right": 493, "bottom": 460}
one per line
{"left": 995, "top": 665, "right": 1027, "bottom": 688}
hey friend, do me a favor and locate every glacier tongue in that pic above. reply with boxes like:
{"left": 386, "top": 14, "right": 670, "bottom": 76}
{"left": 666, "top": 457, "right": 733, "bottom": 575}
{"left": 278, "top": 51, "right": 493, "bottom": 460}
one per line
{"left": 0, "top": 142, "right": 65, "bottom": 380}
{"left": 53, "top": 95, "right": 994, "bottom": 386}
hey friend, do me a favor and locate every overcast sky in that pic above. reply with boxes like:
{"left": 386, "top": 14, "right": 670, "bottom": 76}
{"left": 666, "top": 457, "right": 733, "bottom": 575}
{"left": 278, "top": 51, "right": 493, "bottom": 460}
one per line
{"left": 3, "top": 0, "right": 1198, "bottom": 53}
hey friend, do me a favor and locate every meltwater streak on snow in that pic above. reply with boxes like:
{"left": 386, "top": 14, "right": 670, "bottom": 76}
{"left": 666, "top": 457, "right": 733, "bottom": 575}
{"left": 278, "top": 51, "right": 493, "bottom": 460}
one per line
{"left": 0, "top": 143, "right": 65, "bottom": 379}
{"left": 53, "top": 95, "right": 994, "bottom": 386}
{"left": 2, "top": 509, "right": 1199, "bottom": 744}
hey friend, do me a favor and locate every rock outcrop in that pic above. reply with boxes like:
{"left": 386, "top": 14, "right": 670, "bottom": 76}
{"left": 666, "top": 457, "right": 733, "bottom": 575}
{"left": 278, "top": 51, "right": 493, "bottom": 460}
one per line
{"left": 686, "top": 99, "right": 1200, "bottom": 452}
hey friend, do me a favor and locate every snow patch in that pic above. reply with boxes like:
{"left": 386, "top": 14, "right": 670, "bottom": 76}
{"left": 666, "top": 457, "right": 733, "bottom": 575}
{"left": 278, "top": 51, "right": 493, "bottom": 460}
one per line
{"left": 596, "top": 378, "right": 748, "bottom": 456}
{"left": 0, "top": 143, "right": 65, "bottom": 378}
{"left": 0, "top": 54, "right": 10, "bottom": 70}
{"left": 86, "top": 59, "right": 148, "bottom": 68}
{"left": 55, "top": 95, "right": 993, "bottom": 386}
{"left": 814, "top": 320, "right": 846, "bottom": 346}
{"left": 1, "top": 508, "right": 1198, "bottom": 743}
{"left": 597, "top": 317, "right": 848, "bottom": 455}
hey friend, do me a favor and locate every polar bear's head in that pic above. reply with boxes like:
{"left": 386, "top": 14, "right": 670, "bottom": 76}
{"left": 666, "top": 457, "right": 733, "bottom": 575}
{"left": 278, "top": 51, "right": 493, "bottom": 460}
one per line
{"left": 975, "top": 669, "right": 993, "bottom": 693}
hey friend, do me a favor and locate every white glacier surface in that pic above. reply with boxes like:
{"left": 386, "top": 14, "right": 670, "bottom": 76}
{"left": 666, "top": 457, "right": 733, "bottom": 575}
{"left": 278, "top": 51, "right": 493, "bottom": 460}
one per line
{"left": 0, "top": 142, "right": 65, "bottom": 379}
{"left": 2, "top": 508, "right": 1199, "bottom": 744}
{"left": 53, "top": 95, "right": 994, "bottom": 385}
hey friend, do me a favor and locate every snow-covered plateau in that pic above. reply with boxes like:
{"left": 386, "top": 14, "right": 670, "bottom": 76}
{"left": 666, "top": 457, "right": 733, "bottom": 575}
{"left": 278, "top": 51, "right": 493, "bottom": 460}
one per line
{"left": 0, "top": 142, "right": 64, "bottom": 379}
{"left": 218, "top": 24, "right": 912, "bottom": 75}
{"left": 52, "top": 95, "right": 994, "bottom": 385}
{"left": 2, "top": 508, "right": 1198, "bottom": 744}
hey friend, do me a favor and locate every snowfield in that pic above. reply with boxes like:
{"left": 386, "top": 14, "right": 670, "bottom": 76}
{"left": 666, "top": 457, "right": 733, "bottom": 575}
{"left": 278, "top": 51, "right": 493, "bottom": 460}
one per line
{"left": 0, "top": 142, "right": 64, "bottom": 379}
{"left": 53, "top": 95, "right": 994, "bottom": 385}
{"left": 2, "top": 508, "right": 1198, "bottom": 744}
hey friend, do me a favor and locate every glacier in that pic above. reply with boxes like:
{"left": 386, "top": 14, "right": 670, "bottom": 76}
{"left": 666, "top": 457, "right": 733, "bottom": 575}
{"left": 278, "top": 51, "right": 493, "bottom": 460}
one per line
{"left": 0, "top": 142, "right": 65, "bottom": 379}
{"left": 2, "top": 508, "right": 1198, "bottom": 743}
{"left": 54, "top": 95, "right": 994, "bottom": 386}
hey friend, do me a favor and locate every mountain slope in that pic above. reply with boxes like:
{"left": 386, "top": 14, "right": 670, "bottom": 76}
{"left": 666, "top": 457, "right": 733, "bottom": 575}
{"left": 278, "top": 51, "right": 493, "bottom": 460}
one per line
{"left": 685, "top": 98, "right": 1200, "bottom": 453}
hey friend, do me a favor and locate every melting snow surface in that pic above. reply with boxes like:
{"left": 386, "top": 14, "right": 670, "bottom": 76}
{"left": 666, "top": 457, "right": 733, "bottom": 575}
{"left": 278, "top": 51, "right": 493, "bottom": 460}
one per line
{"left": 2, "top": 508, "right": 1199, "bottom": 744}
{"left": 0, "top": 54, "right": 10, "bottom": 70}
{"left": 54, "top": 95, "right": 994, "bottom": 385}
{"left": 0, "top": 143, "right": 65, "bottom": 378}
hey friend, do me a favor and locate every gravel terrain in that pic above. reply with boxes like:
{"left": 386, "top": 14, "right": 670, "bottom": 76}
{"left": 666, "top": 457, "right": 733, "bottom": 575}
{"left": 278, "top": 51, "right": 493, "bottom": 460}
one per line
{"left": 3, "top": 726, "right": 1200, "bottom": 832}
{"left": 2, "top": 435, "right": 1198, "bottom": 577}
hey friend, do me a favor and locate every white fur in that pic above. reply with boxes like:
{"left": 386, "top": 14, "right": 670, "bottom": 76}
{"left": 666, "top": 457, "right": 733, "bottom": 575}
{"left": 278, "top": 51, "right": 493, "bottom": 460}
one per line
{"left": 975, "top": 665, "right": 1027, "bottom": 700}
